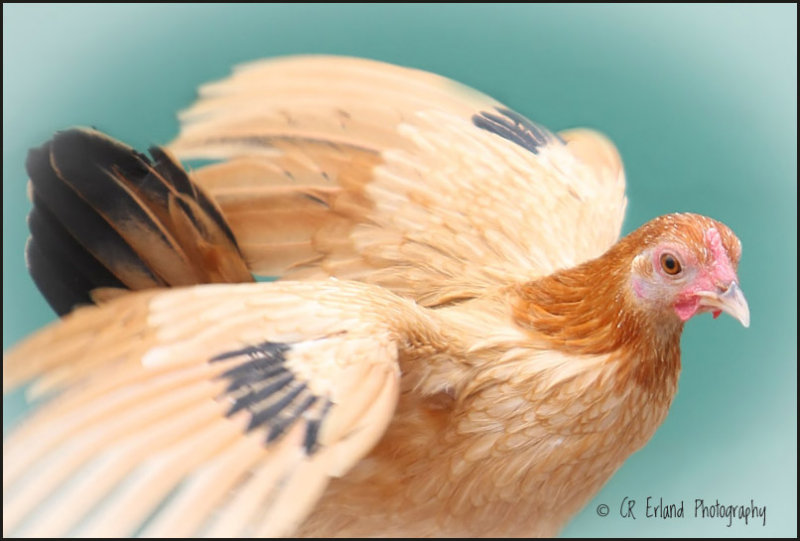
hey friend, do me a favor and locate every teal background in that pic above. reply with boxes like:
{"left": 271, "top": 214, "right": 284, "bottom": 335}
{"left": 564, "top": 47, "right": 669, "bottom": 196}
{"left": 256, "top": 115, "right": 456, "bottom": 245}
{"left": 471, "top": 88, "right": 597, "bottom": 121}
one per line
{"left": 3, "top": 4, "right": 796, "bottom": 537}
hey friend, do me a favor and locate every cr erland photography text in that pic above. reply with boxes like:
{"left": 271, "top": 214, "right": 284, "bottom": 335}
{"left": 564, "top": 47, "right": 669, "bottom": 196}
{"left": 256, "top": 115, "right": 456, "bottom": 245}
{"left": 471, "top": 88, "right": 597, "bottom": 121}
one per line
{"left": 594, "top": 497, "right": 767, "bottom": 528}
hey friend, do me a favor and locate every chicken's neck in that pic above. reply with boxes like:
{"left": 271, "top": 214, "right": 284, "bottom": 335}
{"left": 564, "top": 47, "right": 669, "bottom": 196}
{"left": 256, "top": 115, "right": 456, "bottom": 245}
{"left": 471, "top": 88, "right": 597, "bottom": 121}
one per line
{"left": 511, "top": 253, "right": 683, "bottom": 395}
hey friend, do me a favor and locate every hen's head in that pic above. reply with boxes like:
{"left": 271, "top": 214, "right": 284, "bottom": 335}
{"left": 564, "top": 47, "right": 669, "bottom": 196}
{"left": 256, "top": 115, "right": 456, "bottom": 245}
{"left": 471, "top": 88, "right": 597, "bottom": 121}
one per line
{"left": 625, "top": 213, "right": 749, "bottom": 328}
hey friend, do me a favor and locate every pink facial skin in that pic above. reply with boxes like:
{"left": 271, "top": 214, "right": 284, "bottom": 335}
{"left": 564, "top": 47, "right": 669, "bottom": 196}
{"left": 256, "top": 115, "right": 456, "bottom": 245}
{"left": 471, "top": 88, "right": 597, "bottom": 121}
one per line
{"left": 672, "top": 228, "right": 737, "bottom": 322}
{"left": 705, "top": 228, "right": 738, "bottom": 284}
{"left": 674, "top": 297, "right": 702, "bottom": 322}
{"left": 631, "top": 226, "right": 741, "bottom": 324}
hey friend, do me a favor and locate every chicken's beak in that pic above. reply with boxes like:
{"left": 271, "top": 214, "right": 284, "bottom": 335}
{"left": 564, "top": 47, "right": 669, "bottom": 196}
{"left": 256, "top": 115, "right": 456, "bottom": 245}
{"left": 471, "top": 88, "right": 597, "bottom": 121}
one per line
{"left": 697, "top": 281, "right": 750, "bottom": 328}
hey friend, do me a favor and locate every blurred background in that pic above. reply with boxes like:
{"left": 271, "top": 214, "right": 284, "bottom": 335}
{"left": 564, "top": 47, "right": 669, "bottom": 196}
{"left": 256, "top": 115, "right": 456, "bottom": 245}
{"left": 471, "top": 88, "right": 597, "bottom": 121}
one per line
{"left": 3, "top": 4, "right": 796, "bottom": 537}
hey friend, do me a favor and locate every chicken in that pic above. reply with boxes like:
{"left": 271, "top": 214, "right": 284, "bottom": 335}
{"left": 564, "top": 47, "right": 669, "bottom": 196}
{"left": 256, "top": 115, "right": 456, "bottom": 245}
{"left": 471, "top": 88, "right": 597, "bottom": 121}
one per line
{"left": 2, "top": 56, "right": 749, "bottom": 537}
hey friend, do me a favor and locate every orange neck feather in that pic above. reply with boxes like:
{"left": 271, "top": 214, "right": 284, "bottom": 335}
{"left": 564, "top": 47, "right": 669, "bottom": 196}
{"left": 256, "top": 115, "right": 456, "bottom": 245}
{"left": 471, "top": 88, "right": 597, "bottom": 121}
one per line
{"left": 511, "top": 239, "right": 683, "bottom": 395}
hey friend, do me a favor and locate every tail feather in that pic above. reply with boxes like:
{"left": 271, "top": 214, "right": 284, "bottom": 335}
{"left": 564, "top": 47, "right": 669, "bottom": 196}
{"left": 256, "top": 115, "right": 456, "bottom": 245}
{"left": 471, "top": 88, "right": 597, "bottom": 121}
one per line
{"left": 25, "top": 128, "right": 253, "bottom": 316}
{"left": 26, "top": 196, "right": 128, "bottom": 316}
{"left": 25, "top": 238, "right": 95, "bottom": 317}
{"left": 26, "top": 138, "right": 163, "bottom": 294}
{"left": 143, "top": 146, "right": 240, "bottom": 250}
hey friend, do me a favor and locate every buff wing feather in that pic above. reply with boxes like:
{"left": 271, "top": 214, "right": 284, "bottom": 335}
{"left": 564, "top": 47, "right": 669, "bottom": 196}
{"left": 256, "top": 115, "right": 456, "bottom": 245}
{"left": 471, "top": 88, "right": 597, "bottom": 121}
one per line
{"left": 3, "top": 280, "right": 402, "bottom": 537}
{"left": 170, "top": 56, "right": 627, "bottom": 302}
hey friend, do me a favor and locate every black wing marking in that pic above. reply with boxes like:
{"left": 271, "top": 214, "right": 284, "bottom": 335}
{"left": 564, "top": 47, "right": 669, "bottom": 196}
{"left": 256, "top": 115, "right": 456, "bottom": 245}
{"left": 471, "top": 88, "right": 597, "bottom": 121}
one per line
{"left": 472, "top": 107, "right": 561, "bottom": 155}
{"left": 211, "top": 341, "right": 332, "bottom": 453}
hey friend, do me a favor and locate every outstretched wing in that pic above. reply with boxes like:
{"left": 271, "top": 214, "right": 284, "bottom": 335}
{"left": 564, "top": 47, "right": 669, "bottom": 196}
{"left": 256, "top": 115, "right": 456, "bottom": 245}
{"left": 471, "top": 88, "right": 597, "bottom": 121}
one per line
{"left": 170, "top": 55, "right": 626, "bottom": 306}
{"left": 3, "top": 280, "right": 401, "bottom": 537}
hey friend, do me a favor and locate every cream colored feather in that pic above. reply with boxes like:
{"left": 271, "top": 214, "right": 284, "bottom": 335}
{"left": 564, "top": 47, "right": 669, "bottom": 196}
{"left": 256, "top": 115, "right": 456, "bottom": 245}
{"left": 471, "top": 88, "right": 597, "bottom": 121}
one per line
{"left": 170, "top": 56, "right": 626, "bottom": 304}
{"left": 4, "top": 281, "right": 404, "bottom": 537}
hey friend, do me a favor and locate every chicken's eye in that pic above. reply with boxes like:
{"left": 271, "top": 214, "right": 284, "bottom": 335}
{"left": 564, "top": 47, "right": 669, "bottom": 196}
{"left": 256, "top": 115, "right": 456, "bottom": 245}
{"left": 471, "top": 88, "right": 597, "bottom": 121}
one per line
{"left": 660, "top": 253, "right": 682, "bottom": 275}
